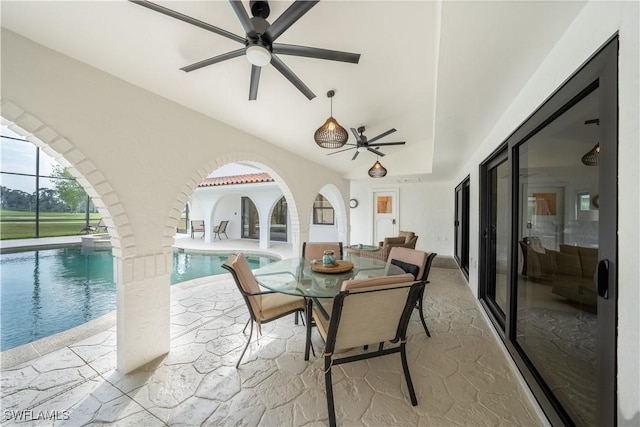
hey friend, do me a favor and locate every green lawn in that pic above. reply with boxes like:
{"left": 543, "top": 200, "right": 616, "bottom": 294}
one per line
{"left": 0, "top": 210, "right": 101, "bottom": 240}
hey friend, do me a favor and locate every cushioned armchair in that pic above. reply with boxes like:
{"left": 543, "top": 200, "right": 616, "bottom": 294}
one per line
{"left": 348, "top": 231, "right": 418, "bottom": 261}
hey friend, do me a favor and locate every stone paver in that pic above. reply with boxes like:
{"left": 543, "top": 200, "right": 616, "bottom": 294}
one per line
{"left": 1, "top": 267, "right": 545, "bottom": 426}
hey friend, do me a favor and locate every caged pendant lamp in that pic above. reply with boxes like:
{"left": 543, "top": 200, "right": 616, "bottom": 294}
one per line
{"left": 581, "top": 119, "right": 600, "bottom": 166}
{"left": 368, "top": 159, "right": 387, "bottom": 178}
{"left": 314, "top": 90, "right": 348, "bottom": 149}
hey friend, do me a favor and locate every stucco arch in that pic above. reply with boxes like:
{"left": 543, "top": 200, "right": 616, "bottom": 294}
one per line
{"left": 1, "top": 101, "right": 131, "bottom": 255}
{"left": 315, "top": 183, "right": 349, "bottom": 245}
{"left": 167, "top": 154, "right": 303, "bottom": 253}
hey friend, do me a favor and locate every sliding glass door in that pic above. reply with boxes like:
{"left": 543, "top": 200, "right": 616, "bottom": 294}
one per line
{"left": 479, "top": 38, "right": 618, "bottom": 426}
{"left": 481, "top": 154, "right": 510, "bottom": 326}
{"left": 454, "top": 177, "right": 470, "bottom": 277}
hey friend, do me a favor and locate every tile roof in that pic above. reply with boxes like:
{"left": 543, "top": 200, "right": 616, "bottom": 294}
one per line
{"left": 198, "top": 172, "right": 274, "bottom": 187}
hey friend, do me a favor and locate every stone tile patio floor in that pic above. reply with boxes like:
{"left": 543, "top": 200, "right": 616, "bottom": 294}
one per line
{"left": 1, "top": 266, "right": 546, "bottom": 426}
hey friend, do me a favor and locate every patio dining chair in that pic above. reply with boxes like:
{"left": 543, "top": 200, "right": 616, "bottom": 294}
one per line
{"left": 302, "top": 242, "right": 343, "bottom": 262}
{"left": 387, "top": 247, "right": 437, "bottom": 336}
{"left": 310, "top": 273, "right": 421, "bottom": 427}
{"left": 190, "top": 220, "right": 205, "bottom": 239}
{"left": 222, "top": 253, "right": 306, "bottom": 368}
{"left": 213, "top": 220, "right": 229, "bottom": 239}
{"left": 297, "top": 241, "right": 343, "bottom": 325}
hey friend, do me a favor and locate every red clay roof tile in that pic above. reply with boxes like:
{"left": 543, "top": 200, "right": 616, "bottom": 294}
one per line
{"left": 198, "top": 172, "right": 274, "bottom": 187}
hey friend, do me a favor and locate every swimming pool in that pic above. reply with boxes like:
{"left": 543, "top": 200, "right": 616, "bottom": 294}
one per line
{"left": 0, "top": 247, "right": 277, "bottom": 351}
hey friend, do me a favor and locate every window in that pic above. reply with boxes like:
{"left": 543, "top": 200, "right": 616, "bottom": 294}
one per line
{"left": 270, "top": 197, "right": 287, "bottom": 242}
{"left": 312, "top": 194, "right": 334, "bottom": 225}
{"left": 0, "top": 130, "right": 98, "bottom": 239}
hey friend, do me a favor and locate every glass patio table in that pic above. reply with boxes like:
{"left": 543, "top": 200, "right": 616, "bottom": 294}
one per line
{"left": 253, "top": 255, "right": 405, "bottom": 299}
{"left": 254, "top": 255, "right": 406, "bottom": 360}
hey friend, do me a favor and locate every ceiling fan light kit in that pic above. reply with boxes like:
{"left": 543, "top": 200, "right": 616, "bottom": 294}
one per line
{"left": 130, "top": 0, "right": 360, "bottom": 101}
{"left": 245, "top": 44, "right": 271, "bottom": 66}
{"left": 314, "top": 90, "right": 348, "bottom": 149}
{"left": 368, "top": 160, "right": 388, "bottom": 178}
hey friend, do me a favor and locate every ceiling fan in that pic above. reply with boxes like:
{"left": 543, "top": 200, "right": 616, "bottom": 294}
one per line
{"left": 328, "top": 126, "right": 406, "bottom": 160}
{"left": 130, "top": 0, "right": 361, "bottom": 100}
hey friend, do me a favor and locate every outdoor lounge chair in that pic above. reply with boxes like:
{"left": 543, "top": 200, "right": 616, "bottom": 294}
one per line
{"left": 387, "top": 247, "right": 437, "bottom": 336}
{"left": 190, "top": 220, "right": 205, "bottom": 239}
{"left": 309, "top": 273, "right": 421, "bottom": 427}
{"left": 346, "top": 231, "right": 418, "bottom": 261}
{"left": 222, "top": 253, "right": 306, "bottom": 368}
{"left": 79, "top": 218, "right": 107, "bottom": 234}
{"left": 213, "top": 220, "right": 229, "bottom": 239}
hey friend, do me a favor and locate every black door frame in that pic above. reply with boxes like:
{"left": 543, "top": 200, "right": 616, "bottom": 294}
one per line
{"left": 454, "top": 176, "right": 470, "bottom": 278}
{"left": 478, "top": 36, "right": 618, "bottom": 426}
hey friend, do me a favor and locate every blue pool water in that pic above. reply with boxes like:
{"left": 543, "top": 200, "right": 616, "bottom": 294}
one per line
{"left": 0, "top": 247, "right": 276, "bottom": 351}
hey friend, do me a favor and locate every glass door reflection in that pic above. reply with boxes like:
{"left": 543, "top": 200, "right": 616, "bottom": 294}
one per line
{"left": 515, "top": 88, "right": 599, "bottom": 426}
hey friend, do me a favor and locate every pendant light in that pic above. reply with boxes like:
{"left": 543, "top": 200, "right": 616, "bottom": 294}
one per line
{"left": 581, "top": 118, "right": 600, "bottom": 166}
{"left": 581, "top": 143, "right": 600, "bottom": 166}
{"left": 314, "top": 90, "right": 348, "bottom": 149}
{"left": 368, "top": 159, "right": 387, "bottom": 178}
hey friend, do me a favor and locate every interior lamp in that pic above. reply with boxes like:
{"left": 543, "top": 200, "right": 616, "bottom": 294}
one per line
{"left": 581, "top": 118, "right": 600, "bottom": 166}
{"left": 314, "top": 90, "right": 348, "bottom": 149}
{"left": 581, "top": 143, "right": 600, "bottom": 166}
{"left": 368, "top": 159, "right": 387, "bottom": 178}
{"left": 246, "top": 44, "right": 271, "bottom": 67}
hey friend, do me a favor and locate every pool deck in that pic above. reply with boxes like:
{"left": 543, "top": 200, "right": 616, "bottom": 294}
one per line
{"left": 0, "top": 235, "right": 294, "bottom": 369}
{"left": 1, "top": 263, "right": 545, "bottom": 426}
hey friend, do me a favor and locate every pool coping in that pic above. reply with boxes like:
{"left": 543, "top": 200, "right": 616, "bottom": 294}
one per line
{"left": 0, "top": 241, "right": 286, "bottom": 371}
{"left": 0, "top": 273, "right": 238, "bottom": 370}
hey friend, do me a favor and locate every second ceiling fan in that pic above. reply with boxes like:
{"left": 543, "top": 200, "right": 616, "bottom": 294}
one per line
{"left": 328, "top": 127, "right": 406, "bottom": 160}
{"left": 130, "top": 0, "right": 361, "bottom": 100}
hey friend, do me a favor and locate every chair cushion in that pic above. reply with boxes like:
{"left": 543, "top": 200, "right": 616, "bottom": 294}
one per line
{"left": 259, "top": 293, "right": 305, "bottom": 322}
{"left": 388, "top": 247, "right": 429, "bottom": 280}
{"left": 399, "top": 231, "right": 415, "bottom": 243}
{"left": 384, "top": 237, "right": 406, "bottom": 246}
{"left": 303, "top": 242, "right": 342, "bottom": 261}
{"left": 341, "top": 273, "right": 415, "bottom": 291}
{"left": 228, "top": 253, "right": 263, "bottom": 313}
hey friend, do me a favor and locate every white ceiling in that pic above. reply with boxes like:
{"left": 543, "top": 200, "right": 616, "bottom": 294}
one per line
{"left": 1, "top": 1, "right": 586, "bottom": 181}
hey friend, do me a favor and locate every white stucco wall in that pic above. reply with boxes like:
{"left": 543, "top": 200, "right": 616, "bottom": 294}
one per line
{"left": 450, "top": 2, "right": 639, "bottom": 422}
{"left": 349, "top": 179, "right": 454, "bottom": 257}
{"left": 1, "top": 29, "right": 349, "bottom": 372}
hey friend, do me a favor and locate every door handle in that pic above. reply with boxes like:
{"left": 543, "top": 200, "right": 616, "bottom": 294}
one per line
{"left": 596, "top": 259, "right": 610, "bottom": 299}
{"left": 392, "top": 219, "right": 396, "bottom": 224}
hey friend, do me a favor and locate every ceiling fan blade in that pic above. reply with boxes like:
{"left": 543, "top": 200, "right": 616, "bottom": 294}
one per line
{"left": 249, "top": 65, "right": 261, "bottom": 100}
{"left": 272, "top": 44, "right": 360, "bottom": 63}
{"left": 350, "top": 128, "right": 362, "bottom": 143}
{"left": 367, "top": 147, "right": 385, "bottom": 157}
{"left": 327, "top": 146, "right": 356, "bottom": 155}
{"left": 351, "top": 150, "right": 360, "bottom": 161}
{"left": 270, "top": 55, "right": 316, "bottom": 100}
{"left": 129, "top": 0, "right": 245, "bottom": 44}
{"left": 180, "top": 49, "right": 245, "bottom": 72}
{"left": 368, "top": 141, "right": 406, "bottom": 147}
{"left": 367, "top": 128, "right": 397, "bottom": 144}
{"left": 229, "top": 0, "right": 258, "bottom": 38}
{"left": 264, "top": 0, "right": 319, "bottom": 42}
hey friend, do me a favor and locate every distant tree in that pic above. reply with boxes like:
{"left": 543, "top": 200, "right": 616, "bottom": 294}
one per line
{"left": 0, "top": 186, "right": 34, "bottom": 211}
{"left": 52, "top": 166, "right": 87, "bottom": 212}
{"left": 38, "top": 188, "right": 67, "bottom": 212}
